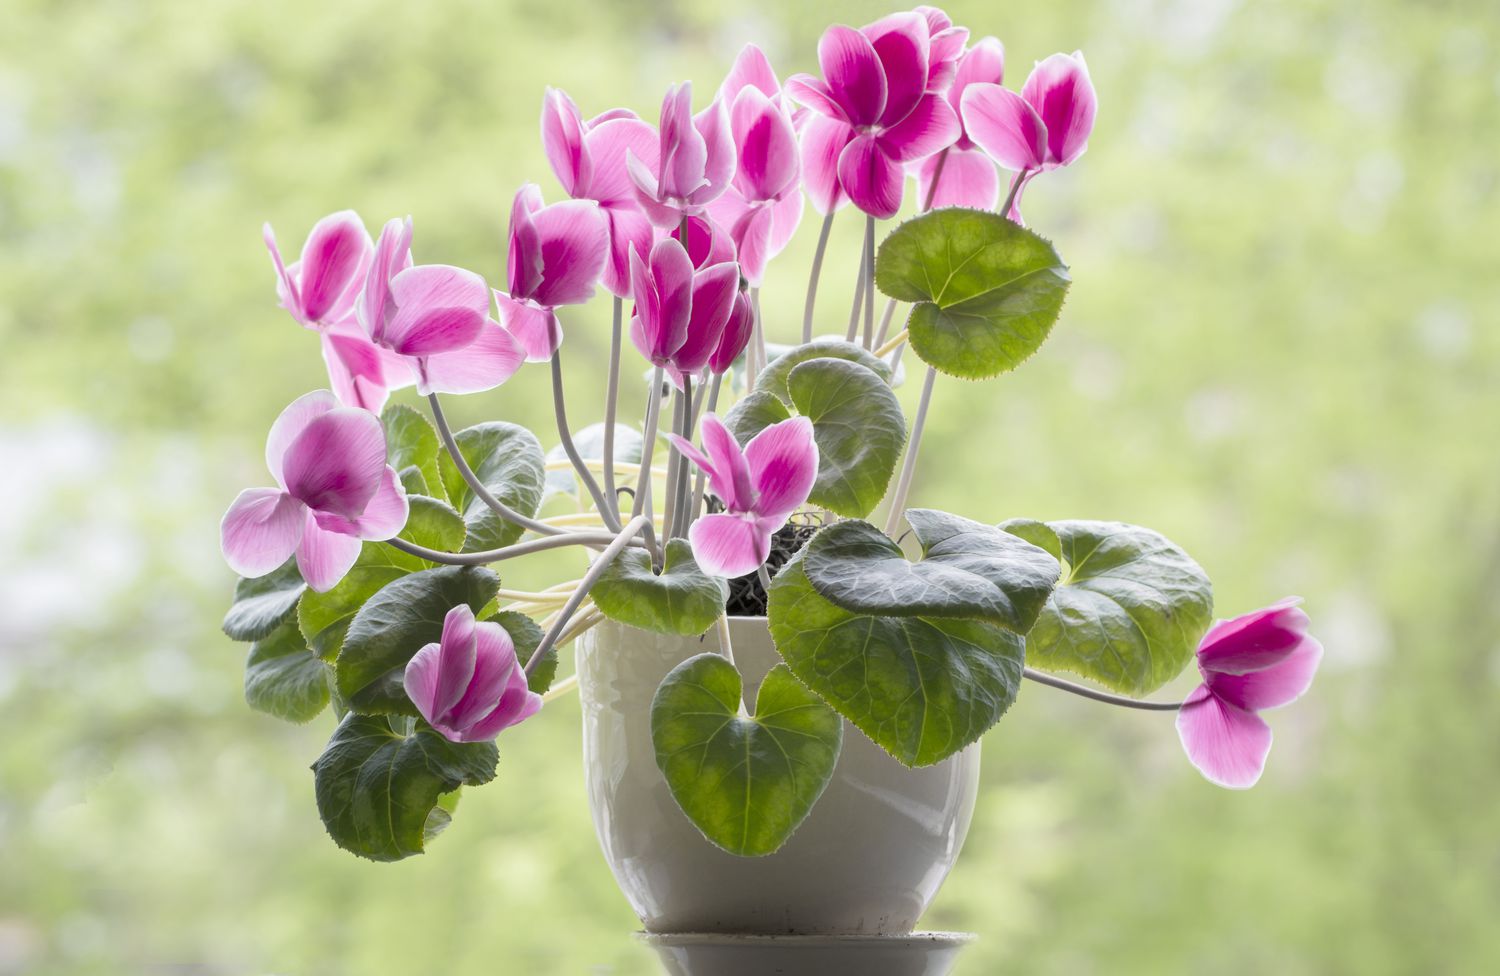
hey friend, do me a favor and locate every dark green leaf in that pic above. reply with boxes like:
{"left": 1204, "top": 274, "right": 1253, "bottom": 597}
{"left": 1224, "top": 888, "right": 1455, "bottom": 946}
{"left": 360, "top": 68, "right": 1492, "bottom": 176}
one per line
{"left": 399, "top": 495, "right": 466, "bottom": 552}
{"left": 591, "top": 538, "right": 727, "bottom": 636}
{"left": 723, "top": 390, "right": 791, "bottom": 445}
{"left": 335, "top": 565, "right": 500, "bottom": 715}
{"left": 438, "top": 422, "right": 545, "bottom": 552}
{"left": 787, "top": 359, "right": 906, "bottom": 518}
{"left": 312, "top": 714, "right": 497, "bottom": 862}
{"left": 755, "top": 339, "right": 893, "bottom": 402}
{"left": 651, "top": 654, "right": 842, "bottom": 857}
{"left": 1002, "top": 519, "right": 1215, "bottom": 695}
{"left": 876, "top": 208, "right": 1070, "bottom": 380}
{"left": 382, "top": 403, "right": 446, "bottom": 503}
{"left": 244, "top": 619, "right": 330, "bottom": 723}
{"left": 298, "top": 542, "right": 430, "bottom": 661}
{"left": 223, "top": 559, "right": 306, "bottom": 642}
{"left": 488, "top": 610, "right": 553, "bottom": 695}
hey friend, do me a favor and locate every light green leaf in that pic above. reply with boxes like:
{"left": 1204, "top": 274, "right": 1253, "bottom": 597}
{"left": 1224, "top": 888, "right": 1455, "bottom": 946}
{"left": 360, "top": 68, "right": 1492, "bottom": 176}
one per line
{"left": 768, "top": 547, "right": 1026, "bottom": 767}
{"left": 544, "top": 422, "right": 643, "bottom": 502}
{"left": 244, "top": 619, "right": 330, "bottom": 723}
{"left": 400, "top": 495, "right": 466, "bottom": 552}
{"left": 335, "top": 565, "right": 499, "bottom": 715}
{"left": 876, "top": 208, "right": 1070, "bottom": 380}
{"left": 723, "top": 390, "right": 791, "bottom": 445}
{"left": 651, "top": 654, "right": 842, "bottom": 857}
{"left": 591, "top": 539, "right": 727, "bottom": 636}
{"left": 438, "top": 422, "right": 546, "bottom": 552}
{"left": 298, "top": 542, "right": 430, "bottom": 661}
{"left": 223, "top": 559, "right": 306, "bottom": 642}
{"left": 397, "top": 465, "right": 431, "bottom": 497}
{"left": 313, "top": 714, "right": 498, "bottom": 862}
{"left": 1002, "top": 519, "right": 1214, "bottom": 695}
{"left": 756, "top": 339, "right": 893, "bottom": 402}
{"left": 786, "top": 359, "right": 905, "bottom": 518}
{"left": 383, "top": 403, "right": 446, "bottom": 503}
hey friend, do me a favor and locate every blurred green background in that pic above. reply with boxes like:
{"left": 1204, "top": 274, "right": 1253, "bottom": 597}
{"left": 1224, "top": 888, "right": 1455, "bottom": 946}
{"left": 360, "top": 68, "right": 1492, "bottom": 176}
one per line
{"left": 2, "top": 0, "right": 1497, "bottom": 972}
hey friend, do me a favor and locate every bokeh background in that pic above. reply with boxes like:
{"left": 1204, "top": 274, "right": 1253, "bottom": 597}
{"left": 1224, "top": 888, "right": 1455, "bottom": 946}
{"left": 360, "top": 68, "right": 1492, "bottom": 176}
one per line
{"left": 3, "top": 0, "right": 1497, "bottom": 972}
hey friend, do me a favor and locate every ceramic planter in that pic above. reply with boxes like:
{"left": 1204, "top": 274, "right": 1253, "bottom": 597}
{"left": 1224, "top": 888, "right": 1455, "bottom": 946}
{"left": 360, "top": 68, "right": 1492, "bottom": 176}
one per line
{"left": 576, "top": 616, "right": 981, "bottom": 935}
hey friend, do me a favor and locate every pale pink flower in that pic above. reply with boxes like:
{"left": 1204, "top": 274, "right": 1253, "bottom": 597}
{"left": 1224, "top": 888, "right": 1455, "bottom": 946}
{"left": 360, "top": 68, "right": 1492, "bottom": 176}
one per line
{"left": 627, "top": 82, "right": 736, "bottom": 227}
{"left": 405, "top": 605, "right": 542, "bottom": 743}
{"left": 495, "top": 184, "right": 610, "bottom": 362}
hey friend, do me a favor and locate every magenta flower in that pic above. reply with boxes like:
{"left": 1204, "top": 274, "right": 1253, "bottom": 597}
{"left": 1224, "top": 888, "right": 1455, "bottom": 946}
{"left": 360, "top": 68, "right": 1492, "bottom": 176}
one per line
{"left": 541, "top": 89, "right": 659, "bottom": 297}
{"left": 914, "top": 38, "right": 1006, "bottom": 211}
{"left": 1176, "top": 598, "right": 1323, "bottom": 789}
{"left": 628, "top": 237, "right": 739, "bottom": 387}
{"left": 358, "top": 216, "right": 525, "bottom": 395}
{"left": 914, "top": 6, "right": 971, "bottom": 91}
{"left": 670, "top": 414, "right": 819, "bottom": 579}
{"left": 626, "top": 82, "right": 736, "bottom": 228}
{"left": 220, "top": 390, "right": 408, "bottom": 592}
{"left": 787, "top": 13, "right": 962, "bottom": 218}
{"left": 404, "top": 605, "right": 542, "bottom": 743}
{"left": 960, "top": 51, "right": 1097, "bottom": 220}
{"left": 710, "top": 289, "right": 755, "bottom": 377}
{"left": 495, "top": 184, "right": 610, "bottom": 362}
{"left": 705, "top": 45, "right": 804, "bottom": 287}
{"left": 263, "top": 210, "right": 412, "bottom": 413}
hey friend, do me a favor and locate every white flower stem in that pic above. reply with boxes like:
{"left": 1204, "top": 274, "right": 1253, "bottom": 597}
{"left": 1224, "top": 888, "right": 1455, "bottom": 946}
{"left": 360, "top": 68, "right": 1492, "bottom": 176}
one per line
{"left": 551, "top": 348, "right": 621, "bottom": 532}
{"left": 524, "top": 515, "right": 649, "bottom": 676}
{"left": 802, "top": 212, "right": 834, "bottom": 343}
{"left": 602, "top": 295, "right": 623, "bottom": 511}
{"left": 1023, "top": 668, "right": 1182, "bottom": 711}
{"left": 883, "top": 364, "right": 938, "bottom": 536}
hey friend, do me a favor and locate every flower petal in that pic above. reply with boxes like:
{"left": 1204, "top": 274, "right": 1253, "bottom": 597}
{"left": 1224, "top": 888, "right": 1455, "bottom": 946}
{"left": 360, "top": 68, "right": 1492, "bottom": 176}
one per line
{"left": 949, "top": 37, "right": 1006, "bottom": 114}
{"left": 405, "top": 605, "right": 479, "bottom": 726}
{"left": 315, "top": 465, "right": 409, "bottom": 541}
{"left": 659, "top": 82, "right": 708, "bottom": 203}
{"left": 837, "top": 133, "right": 905, "bottom": 218}
{"left": 721, "top": 43, "right": 781, "bottom": 101}
{"left": 507, "top": 184, "right": 546, "bottom": 299}
{"left": 584, "top": 117, "right": 659, "bottom": 207}
{"left": 463, "top": 665, "right": 543, "bottom": 741}
{"left": 281, "top": 408, "right": 388, "bottom": 518}
{"left": 729, "top": 202, "right": 776, "bottom": 286}
{"left": 700, "top": 413, "right": 755, "bottom": 511}
{"left": 496, "top": 292, "right": 562, "bottom": 364}
{"left": 648, "top": 237, "right": 697, "bottom": 362}
{"left": 730, "top": 87, "right": 800, "bottom": 202}
{"left": 220, "top": 488, "right": 305, "bottom": 579}
{"left": 384, "top": 265, "right": 489, "bottom": 356}
{"left": 863, "top": 11, "right": 930, "bottom": 127}
{"left": 1209, "top": 636, "right": 1323, "bottom": 713}
{"left": 691, "top": 96, "right": 736, "bottom": 207}
{"left": 296, "top": 210, "right": 372, "bottom": 324}
{"left": 542, "top": 87, "right": 591, "bottom": 198}
{"left": 358, "top": 216, "right": 414, "bottom": 344}
{"left": 879, "top": 93, "right": 960, "bottom": 163}
{"left": 671, "top": 213, "right": 736, "bottom": 269}
{"left": 1021, "top": 51, "right": 1097, "bottom": 168}
{"left": 916, "top": 145, "right": 999, "bottom": 211}
{"left": 1197, "top": 598, "right": 1311, "bottom": 674}
{"left": 626, "top": 149, "right": 684, "bottom": 227}
{"left": 1175, "top": 686, "right": 1273, "bottom": 789}
{"left": 818, "top": 25, "right": 886, "bottom": 127}
{"left": 745, "top": 415, "right": 817, "bottom": 521}
{"left": 420, "top": 319, "right": 527, "bottom": 393}
{"left": 710, "top": 290, "right": 754, "bottom": 374}
{"left": 530, "top": 199, "right": 609, "bottom": 307}
{"left": 927, "top": 26, "right": 970, "bottom": 90}
{"left": 688, "top": 512, "right": 772, "bottom": 579}
{"left": 767, "top": 183, "right": 804, "bottom": 255}
{"left": 784, "top": 75, "right": 848, "bottom": 122}
{"left": 446, "top": 620, "right": 519, "bottom": 732}
{"left": 265, "top": 389, "right": 339, "bottom": 487}
{"left": 798, "top": 115, "right": 855, "bottom": 215}
{"left": 262, "top": 222, "right": 303, "bottom": 321}
{"left": 961, "top": 83, "right": 1047, "bottom": 172}
{"left": 295, "top": 512, "right": 364, "bottom": 592}
{"left": 674, "top": 261, "right": 739, "bottom": 374}
{"left": 599, "top": 206, "right": 654, "bottom": 298}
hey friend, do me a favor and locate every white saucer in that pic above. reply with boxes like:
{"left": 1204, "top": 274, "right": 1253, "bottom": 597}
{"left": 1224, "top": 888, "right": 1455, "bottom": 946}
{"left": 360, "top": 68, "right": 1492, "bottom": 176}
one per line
{"left": 639, "top": 931, "right": 974, "bottom": 976}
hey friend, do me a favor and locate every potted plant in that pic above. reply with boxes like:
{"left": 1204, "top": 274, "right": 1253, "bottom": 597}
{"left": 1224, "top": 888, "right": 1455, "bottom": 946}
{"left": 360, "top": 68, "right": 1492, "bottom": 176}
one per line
{"left": 219, "top": 4, "right": 1322, "bottom": 961}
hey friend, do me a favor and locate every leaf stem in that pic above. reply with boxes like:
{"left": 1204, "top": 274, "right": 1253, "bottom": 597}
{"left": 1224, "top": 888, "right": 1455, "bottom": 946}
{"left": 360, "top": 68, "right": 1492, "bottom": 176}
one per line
{"left": 672, "top": 373, "right": 694, "bottom": 539}
{"left": 524, "top": 515, "right": 649, "bottom": 675}
{"left": 845, "top": 225, "right": 867, "bottom": 343}
{"left": 1023, "top": 668, "right": 1182, "bottom": 711}
{"left": 1000, "top": 168, "right": 1030, "bottom": 223}
{"left": 631, "top": 367, "right": 666, "bottom": 564}
{"left": 661, "top": 385, "right": 685, "bottom": 545}
{"left": 427, "top": 393, "right": 567, "bottom": 540}
{"left": 802, "top": 212, "right": 834, "bottom": 343}
{"left": 602, "top": 295, "right": 623, "bottom": 510}
{"left": 690, "top": 373, "right": 722, "bottom": 521}
{"left": 883, "top": 364, "right": 937, "bottom": 536}
{"left": 551, "top": 348, "right": 621, "bottom": 532}
{"left": 862, "top": 214, "right": 876, "bottom": 349}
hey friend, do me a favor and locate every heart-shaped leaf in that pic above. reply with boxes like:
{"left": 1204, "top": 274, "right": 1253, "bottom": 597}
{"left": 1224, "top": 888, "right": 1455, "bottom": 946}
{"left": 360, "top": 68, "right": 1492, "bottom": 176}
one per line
{"left": 652, "top": 654, "right": 842, "bottom": 857}
{"left": 876, "top": 208, "right": 1070, "bottom": 380}
{"left": 334, "top": 565, "right": 499, "bottom": 715}
{"left": 1001, "top": 518, "right": 1214, "bottom": 695}
{"left": 804, "top": 511, "right": 1059, "bottom": 632}
{"left": 488, "top": 610, "right": 553, "bottom": 695}
{"left": 769, "top": 541, "right": 1028, "bottom": 767}
{"left": 223, "top": 558, "right": 305, "bottom": 642}
{"left": 298, "top": 542, "right": 431, "bottom": 661}
{"left": 313, "top": 713, "right": 498, "bottom": 862}
{"left": 437, "top": 422, "right": 546, "bottom": 552}
{"left": 244, "top": 618, "right": 330, "bottom": 723}
{"left": 400, "top": 495, "right": 466, "bottom": 552}
{"left": 544, "top": 422, "right": 643, "bottom": 502}
{"left": 723, "top": 390, "right": 792, "bottom": 445}
{"left": 591, "top": 539, "right": 727, "bottom": 636}
{"left": 383, "top": 403, "right": 447, "bottom": 503}
{"left": 755, "top": 338, "right": 893, "bottom": 402}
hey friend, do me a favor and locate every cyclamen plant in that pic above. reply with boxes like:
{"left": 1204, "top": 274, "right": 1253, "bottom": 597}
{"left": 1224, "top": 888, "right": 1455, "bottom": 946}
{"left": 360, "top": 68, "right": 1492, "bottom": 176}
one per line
{"left": 222, "top": 8, "right": 1322, "bottom": 863}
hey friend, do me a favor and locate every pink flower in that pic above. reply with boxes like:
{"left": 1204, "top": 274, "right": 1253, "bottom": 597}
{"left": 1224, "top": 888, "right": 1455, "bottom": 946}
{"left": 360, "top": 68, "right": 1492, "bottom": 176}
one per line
{"left": 628, "top": 237, "right": 739, "bottom": 388}
{"left": 710, "top": 290, "right": 754, "bottom": 377}
{"left": 404, "top": 605, "right": 542, "bottom": 743}
{"left": 263, "top": 211, "right": 412, "bottom": 413}
{"left": 914, "top": 6, "right": 971, "bottom": 91}
{"left": 358, "top": 217, "right": 525, "bottom": 395}
{"left": 670, "top": 414, "right": 819, "bottom": 578}
{"left": 913, "top": 37, "right": 1006, "bottom": 211}
{"left": 705, "top": 46, "right": 804, "bottom": 286}
{"left": 541, "top": 89, "right": 659, "bottom": 297}
{"left": 960, "top": 51, "right": 1097, "bottom": 220}
{"left": 787, "top": 13, "right": 962, "bottom": 218}
{"left": 495, "top": 184, "right": 610, "bottom": 362}
{"left": 220, "top": 391, "right": 409, "bottom": 592}
{"left": 627, "top": 82, "right": 736, "bottom": 228}
{"left": 1176, "top": 598, "right": 1323, "bottom": 789}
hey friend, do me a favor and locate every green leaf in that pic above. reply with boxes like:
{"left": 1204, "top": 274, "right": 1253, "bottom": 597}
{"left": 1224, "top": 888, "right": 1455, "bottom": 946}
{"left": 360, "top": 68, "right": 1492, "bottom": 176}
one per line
{"left": 876, "top": 208, "right": 1070, "bottom": 380}
{"left": 544, "top": 422, "right": 642, "bottom": 502}
{"left": 488, "top": 610, "right": 553, "bottom": 695}
{"left": 397, "top": 465, "right": 431, "bottom": 497}
{"left": 786, "top": 359, "right": 905, "bottom": 518}
{"left": 651, "top": 654, "right": 842, "bottom": 857}
{"left": 755, "top": 339, "right": 893, "bottom": 402}
{"left": 723, "top": 390, "right": 792, "bottom": 445}
{"left": 768, "top": 547, "right": 1026, "bottom": 767}
{"left": 400, "top": 495, "right": 466, "bottom": 552}
{"left": 438, "top": 422, "right": 546, "bottom": 552}
{"left": 803, "top": 511, "right": 1059, "bottom": 632}
{"left": 335, "top": 565, "right": 500, "bottom": 715}
{"left": 244, "top": 619, "right": 330, "bottom": 723}
{"left": 223, "top": 559, "right": 306, "bottom": 642}
{"left": 298, "top": 542, "right": 430, "bottom": 661}
{"left": 312, "top": 713, "right": 498, "bottom": 862}
{"left": 382, "top": 403, "right": 446, "bottom": 503}
{"left": 591, "top": 538, "right": 727, "bottom": 636}
{"left": 1001, "top": 519, "right": 1214, "bottom": 695}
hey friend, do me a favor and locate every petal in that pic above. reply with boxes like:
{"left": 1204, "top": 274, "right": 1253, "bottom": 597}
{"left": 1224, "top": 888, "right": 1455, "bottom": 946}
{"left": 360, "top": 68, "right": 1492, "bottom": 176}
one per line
{"left": 730, "top": 203, "right": 775, "bottom": 286}
{"left": 659, "top": 82, "right": 708, "bottom": 202}
{"left": 542, "top": 87, "right": 591, "bottom": 198}
{"left": 584, "top": 117, "right": 659, "bottom": 207}
{"left": 1209, "top": 636, "right": 1323, "bottom": 713}
{"left": 721, "top": 43, "right": 781, "bottom": 101}
{"left": 671, "top": 212, "right": 736, "bottom": 268}
{"left": 863, "top": 11, "right": 930, "bottom": 127}
{"left": 798, "top": 115, "right": 855, "bottom": 215}
{"left": 916, "top": 146, "right": 999, "bottom": 211}
{"left": 433, "top": 605, "right": 481, "bottom": 718}
{"left": 296, "top": 210, "right": 372, "bottom": 324}
{"left": 700, "top": 413, "right": 755, "bottom": 511}
{"left": 321, "top": 329, "right": 394, "bottom": 412}
{"left": 710, "top": 290, "right": 754, "bottom": 374}
{"left": 784, "top": 75, "right": 848, "bottom": 122}
{"left": 262, "top": 223, "right": 303, "bottom": 320}
{"left": 949, "top": 37, "right": 1006, "bottom": 113}
{"left": 384, "top": 264, "right": 489, "bottom": 356}
{"left": 446, "top": 621, "right": 519, "bottom": 731}
{"left": 531, "top": 200, "right": 609, "bottom": 307}
{"left": 689, "top": 513, "right": 771, "bottom": 579}
{"left": 766, "top": 183, "right": 805, "bottom": 255}
{"left": 1175, "top": 686, "right": 1273, "bottom": 790}
{"left": 674, "top": 261, "right": 739, "bottom": 374}
{"left": 879, "top": 93, "right": 960, "bottom": 163}
{"left": 315, "top": 465, "right": 409, "bottom": 540}
{"left": 745, "top": 415, "right": 818, "bottom": 521}
{"left": 463, "top": 666, "right": 543, "bottom": 741}
{"left": 402, "top": 641, "right": 446, "bottom": 726}
{"left": 837, "top": 134, "right": 905, "bottom": 219}
{"left": 927, "top": 26, "right": 971, "bottom": 90}
{"left": 599, "top": 206, "right": 655, "bottom": 298}
{"left": 358, "top": 216, "right": 414, "bottom": 344}
{"left": 264, "top": 389, "right": 339, "bottom": 487}
{"left": 420, "top": 319, "right": 527, "bottom": 394}
{"left": 626, "top": 149, "right": 684, "bottom": 227}
{"left": 281, "top": 408, "right": 388, "bottom": 518}
{"left": 496, "top": 292, "right": 562, "bottom": 364}
{"left": 818, "top": 25, "right": 886, "bottom": 127}
{"left": 730, "top": 87, "right": 800, "bottom": 202}
{"left": 650, "top": 237, "right": 697, "bottom": 360}
{"left": 961, "top": 83, "right": 1047, "bottom": 172}
{"left": 220, "top": 488, "right": 305, "bottom": 579}
{"left": 507, "top": 184, "right": 546, "bottom": 300}
{"left": 295, "top": 513, "right": 364, "bottom": 593}
{"left": 1197, "top": 598, "right": 1311, "bottom": 674}
{"left": 692, "top": 96, "right": 736, "bottom": 205}
{"left": 1021, "top": 51, "right": 1097, "bottom": 168}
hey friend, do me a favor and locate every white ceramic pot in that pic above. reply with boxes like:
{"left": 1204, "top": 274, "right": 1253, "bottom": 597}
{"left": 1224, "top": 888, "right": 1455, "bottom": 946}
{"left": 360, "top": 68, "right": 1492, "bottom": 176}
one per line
{"left": 577, "top": 616, "right": 981, "bottom": 935}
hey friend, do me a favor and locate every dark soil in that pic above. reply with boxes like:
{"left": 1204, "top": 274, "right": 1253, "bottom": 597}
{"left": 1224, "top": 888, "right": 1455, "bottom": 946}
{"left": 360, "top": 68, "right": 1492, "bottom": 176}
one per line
{"left": 724, "top": 509, "right": 825, "bottom": 617}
